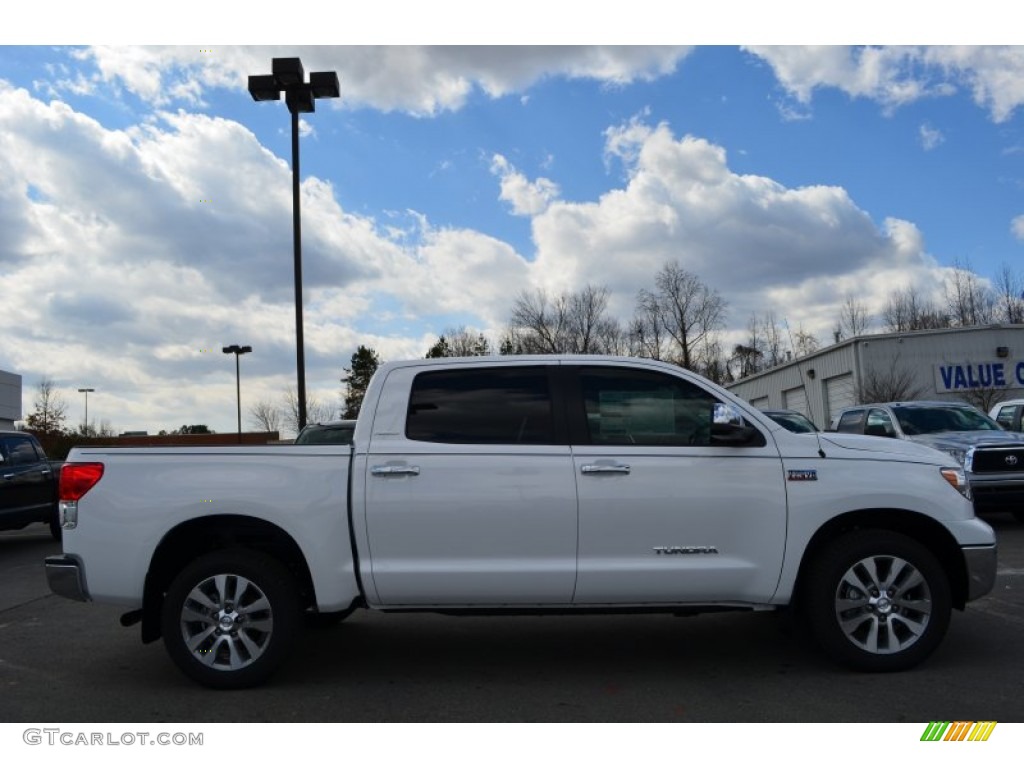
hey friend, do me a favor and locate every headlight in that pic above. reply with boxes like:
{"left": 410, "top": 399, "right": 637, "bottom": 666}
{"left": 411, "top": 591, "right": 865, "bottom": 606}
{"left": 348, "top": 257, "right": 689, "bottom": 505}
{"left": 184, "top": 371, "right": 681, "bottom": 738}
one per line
{"left": 943, "top": 447, "right": 968, "bottom": 467}
{"left": 940, "top": 467, "right": 972, "bottom": 500}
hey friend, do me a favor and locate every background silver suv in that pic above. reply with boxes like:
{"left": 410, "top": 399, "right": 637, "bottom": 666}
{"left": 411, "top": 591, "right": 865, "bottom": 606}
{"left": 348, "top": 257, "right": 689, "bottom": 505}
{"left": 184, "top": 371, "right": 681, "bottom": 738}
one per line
{"left": 831, "top": 401, "right": 1024, "bottom": 522}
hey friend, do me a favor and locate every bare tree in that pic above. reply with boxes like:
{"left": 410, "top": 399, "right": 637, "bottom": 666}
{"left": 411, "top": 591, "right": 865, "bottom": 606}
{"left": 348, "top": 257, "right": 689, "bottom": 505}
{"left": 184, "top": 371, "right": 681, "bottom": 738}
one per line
{"left": 944, "top": 258, "right": 994, "bottom": 327}
{"left": 759, "top": 311, "right": 787, "bottom": 368}
{"left": 993, "top": 262, "right": 1024, "bottom": 324}
{"left": 508, "top": 285, "right": 621, "bottom": 354}
{"left": 630, "top": 289, "right": 670, "bottom": 360}
{"left": 698, "top": 339, "right": 730, "bottom": 384}
{"left": 282, "top": 388, "right": 333, "bottom": 433}
{"left": 249, "top": 399, "right": 283, "bottom": 433}
{"left": 837, "top": 293, "right": 871, "bottom": 339}
{"left": 426, "top": 327, "right": 492, "bottom": 358}
{"left": 638, "top": 261, "right": 726, "bottom": 371}
{"left": 882, "top": 286, "right": 950, "bottom": 332}
{"left": 857, "top": 357, "right": 926, "bottom": 403}
{"left": 791, "top": 326, "right": 820, "bottom": 358}
{"left": 957, "top": 386, "right": 1004, "bottom": 414}
{"left": 25, "top": 377, "right": 68, "bottom": 435}
{"left": 731, "top": 344, "right": 763, "bottom": 380}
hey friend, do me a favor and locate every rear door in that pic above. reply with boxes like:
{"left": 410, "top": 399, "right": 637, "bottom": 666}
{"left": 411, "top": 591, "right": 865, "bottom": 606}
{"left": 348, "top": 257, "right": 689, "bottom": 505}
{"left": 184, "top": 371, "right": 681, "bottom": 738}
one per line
{"left": 360, "top": 363, "right": 578, "bottom": 606}
{"left": 567, "top": 364, "right": 787, "bottom": 605}
{"left": 0, "top": 435, "right": 53, "bottom": 520}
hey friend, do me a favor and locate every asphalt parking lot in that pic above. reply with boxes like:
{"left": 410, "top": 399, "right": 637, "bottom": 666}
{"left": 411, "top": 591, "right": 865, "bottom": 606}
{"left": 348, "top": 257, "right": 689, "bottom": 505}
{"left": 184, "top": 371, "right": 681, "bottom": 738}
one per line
{"left": 2, "top": 516, "right": 1024, "bottom": 722}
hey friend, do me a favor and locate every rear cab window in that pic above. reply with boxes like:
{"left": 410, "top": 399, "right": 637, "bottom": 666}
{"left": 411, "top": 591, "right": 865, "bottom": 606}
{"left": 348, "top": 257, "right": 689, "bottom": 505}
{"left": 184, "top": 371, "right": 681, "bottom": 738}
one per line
{"left": 406, "top": 367, "right": 557, "bottom": 444}
{"left": 836, "top": 409, "right": 866, "bottom": 433}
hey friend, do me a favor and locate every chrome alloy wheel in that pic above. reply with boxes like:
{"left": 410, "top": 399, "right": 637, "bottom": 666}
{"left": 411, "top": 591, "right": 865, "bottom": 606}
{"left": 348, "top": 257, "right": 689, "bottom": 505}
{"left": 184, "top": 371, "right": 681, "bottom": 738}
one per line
{"left": 180, "top": 573, "right": 274, "bottom": 670}
{"left": 834, "top": 555, "right": 932, "bottom": 655}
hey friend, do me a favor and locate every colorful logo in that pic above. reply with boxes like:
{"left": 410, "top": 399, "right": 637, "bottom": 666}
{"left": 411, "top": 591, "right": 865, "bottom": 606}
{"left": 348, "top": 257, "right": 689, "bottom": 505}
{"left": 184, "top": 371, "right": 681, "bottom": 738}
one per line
{"left": 921, "top": 722, "right": 997, "bottom": 741}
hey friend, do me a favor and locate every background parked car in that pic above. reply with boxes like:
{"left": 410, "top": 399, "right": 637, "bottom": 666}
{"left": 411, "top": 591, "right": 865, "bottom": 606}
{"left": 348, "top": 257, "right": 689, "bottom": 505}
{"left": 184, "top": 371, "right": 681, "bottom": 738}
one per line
{"left": 991, "top": 399, "right": 1024, "bottom": 432}
{"left": 294, "top": 419, "right": 356, "bottom": 445}
{"left": 830, "top": 401, "right": 1024, "bottom": 522}
{"left": 0, "top": 430, "right": 60, "bottom": 539}
{"left": 761, "top": 409, "right": 819, "bottom": 433}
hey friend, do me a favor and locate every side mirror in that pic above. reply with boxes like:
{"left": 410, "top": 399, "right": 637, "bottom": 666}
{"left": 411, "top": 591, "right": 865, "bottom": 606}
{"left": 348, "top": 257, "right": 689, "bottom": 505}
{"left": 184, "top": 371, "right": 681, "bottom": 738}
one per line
{"left": 710, "top": 422, "right": 765, "bottom": 447}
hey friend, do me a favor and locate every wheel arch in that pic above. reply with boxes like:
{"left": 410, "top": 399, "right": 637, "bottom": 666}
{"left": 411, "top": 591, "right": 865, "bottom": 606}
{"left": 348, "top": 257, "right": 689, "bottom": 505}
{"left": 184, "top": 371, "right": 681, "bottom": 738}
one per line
{"left": 141, "top": 515, "right": 316, "bottom": 643}
{"left": 793, "top": 508, "right": 969, "bottom": 612}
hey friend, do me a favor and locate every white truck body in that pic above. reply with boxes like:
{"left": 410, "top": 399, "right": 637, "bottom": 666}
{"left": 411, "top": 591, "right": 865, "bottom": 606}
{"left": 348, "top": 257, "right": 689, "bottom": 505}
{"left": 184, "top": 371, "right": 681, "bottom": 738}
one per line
{"left": 47, "top": 356, "right": 998, "bottom": 687}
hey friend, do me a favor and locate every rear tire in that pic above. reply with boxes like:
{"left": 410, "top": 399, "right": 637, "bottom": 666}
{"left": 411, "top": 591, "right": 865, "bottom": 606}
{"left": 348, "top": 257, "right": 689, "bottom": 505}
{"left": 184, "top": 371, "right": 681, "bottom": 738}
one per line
{"left": 161, "top": 549, "right": 301, "bottom": 689}
{"left": 803, "top": 530, "right": 951, "bottom": 672}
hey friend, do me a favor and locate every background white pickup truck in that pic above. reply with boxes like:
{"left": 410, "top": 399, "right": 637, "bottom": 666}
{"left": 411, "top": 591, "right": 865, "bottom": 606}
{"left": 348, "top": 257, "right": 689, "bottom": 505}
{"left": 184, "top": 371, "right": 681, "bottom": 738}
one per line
{"left": 46, "top": 356, "right": 997, "bottom": 688}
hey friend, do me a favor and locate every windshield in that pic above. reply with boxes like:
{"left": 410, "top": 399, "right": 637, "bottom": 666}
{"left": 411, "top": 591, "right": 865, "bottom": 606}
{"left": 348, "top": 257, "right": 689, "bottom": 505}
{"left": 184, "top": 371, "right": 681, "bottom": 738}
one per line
{"left": 766, "top": 412, "right": 818, "bottom": 433}
{"left": 891, "top": 405, "right": 1001, "bottom": 435}
{"left": 294, "top": 424, "right": 355, "bottom": 445}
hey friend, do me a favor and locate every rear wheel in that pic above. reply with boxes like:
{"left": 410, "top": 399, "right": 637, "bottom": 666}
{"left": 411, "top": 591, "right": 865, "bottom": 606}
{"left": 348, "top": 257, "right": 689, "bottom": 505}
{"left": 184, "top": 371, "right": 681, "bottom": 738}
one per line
{"left": 803, "top": 530, "right": 951, "bottom": 672}
{"left": 161, "top": 549, "right": 300, "bottom": 689}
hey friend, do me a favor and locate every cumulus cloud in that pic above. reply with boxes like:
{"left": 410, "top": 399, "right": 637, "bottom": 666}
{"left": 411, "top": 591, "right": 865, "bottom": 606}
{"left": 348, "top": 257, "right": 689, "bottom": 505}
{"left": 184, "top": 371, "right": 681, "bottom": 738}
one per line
{"left": 1012, "top": 214, "right": 1024, "bottom": 240}
{"left": 747, "top": 45, "right": 1024, "bottom": 122}
{"left": 490, "top": 154, "right": 560, "bottom": 216}
{"left": 919, "top": 122, "right": 944, "bottom": 150}
{"left": 523, "top": 119, "right": 946, "bottom": 337}
{"left": 58, "top": 46, "right": 692, "bottom": 116}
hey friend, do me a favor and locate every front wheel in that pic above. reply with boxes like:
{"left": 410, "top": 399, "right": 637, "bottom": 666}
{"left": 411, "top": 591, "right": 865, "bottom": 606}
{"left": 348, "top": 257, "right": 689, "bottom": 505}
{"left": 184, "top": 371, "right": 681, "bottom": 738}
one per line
{"left": 161, "top": 549, "right": 301, "bottom": 689}
{"left": 803, "top": 530, "right": 951, "bottom": 672}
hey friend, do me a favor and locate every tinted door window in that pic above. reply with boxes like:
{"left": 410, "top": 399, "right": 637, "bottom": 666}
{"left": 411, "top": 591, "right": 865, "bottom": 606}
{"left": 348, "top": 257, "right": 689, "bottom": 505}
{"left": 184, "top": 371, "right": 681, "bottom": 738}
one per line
{"left": 406, "top": 367, "right": 554, "bottom": 444}
{"left": 865, "top": 408, "right": 897, "bottom": 437}
{"left": 996, "top": 406, "right": 1017, "bottom": 429}
{"left": 2, "top": 436, "right": 41, "bottom": 466}
{"left": 836, "top": 409, "right": 865, "bottom": 433}
{"left": 579, "top": 368, "right": 718, "bottom": 446}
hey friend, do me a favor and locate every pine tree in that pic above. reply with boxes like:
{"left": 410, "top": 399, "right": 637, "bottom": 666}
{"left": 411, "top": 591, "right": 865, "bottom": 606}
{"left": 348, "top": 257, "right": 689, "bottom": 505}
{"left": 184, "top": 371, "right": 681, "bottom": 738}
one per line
{"left": 342, "top": 346, "right": 381, "bottom": 419}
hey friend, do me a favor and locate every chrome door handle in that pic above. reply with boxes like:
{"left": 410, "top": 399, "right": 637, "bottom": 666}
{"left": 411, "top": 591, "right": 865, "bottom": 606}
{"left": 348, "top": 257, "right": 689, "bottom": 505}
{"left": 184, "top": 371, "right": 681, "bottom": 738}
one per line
{"left": 580, "top": 464, "right": 631, "bottom": 475}
{"left": 371, "top": 465, "right": 421, "bottom": 477}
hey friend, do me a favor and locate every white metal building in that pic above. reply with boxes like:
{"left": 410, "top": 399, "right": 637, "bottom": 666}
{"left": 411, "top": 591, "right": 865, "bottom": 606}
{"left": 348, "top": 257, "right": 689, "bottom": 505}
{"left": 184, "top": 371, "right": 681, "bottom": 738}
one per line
{"left": 727, "top": 325, "right": 1024, "bottom": 429}
{"left": 0, "top": 369, "right": 22, "bottom": 430}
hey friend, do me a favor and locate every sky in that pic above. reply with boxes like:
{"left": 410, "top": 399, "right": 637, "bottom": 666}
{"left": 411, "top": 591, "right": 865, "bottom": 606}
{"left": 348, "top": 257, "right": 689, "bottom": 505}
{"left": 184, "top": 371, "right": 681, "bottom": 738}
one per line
{"left": 2, "top": 8, "right": 1023, "bottom": 435}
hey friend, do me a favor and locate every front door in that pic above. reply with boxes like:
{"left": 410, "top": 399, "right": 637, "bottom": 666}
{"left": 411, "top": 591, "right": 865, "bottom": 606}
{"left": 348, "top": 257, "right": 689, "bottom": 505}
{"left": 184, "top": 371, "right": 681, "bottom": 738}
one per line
{"left": 567, "top": 364, "right": 787, "bottom": 605}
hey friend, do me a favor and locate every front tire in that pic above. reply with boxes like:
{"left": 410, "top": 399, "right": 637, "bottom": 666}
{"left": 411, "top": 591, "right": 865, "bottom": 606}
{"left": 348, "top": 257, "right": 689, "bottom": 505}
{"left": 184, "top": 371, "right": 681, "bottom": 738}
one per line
{"left": 161, "top": 549, "right": 301, "bottom": 689}
{"left": 803, "top": 530, "right": 951, "bottom": 672}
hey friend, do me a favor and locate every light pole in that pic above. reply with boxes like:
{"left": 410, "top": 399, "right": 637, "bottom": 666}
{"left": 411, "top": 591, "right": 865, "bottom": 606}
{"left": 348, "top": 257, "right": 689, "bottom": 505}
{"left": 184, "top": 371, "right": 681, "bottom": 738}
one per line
{"left": 222, "top": 345, "right": 252, "bottom": 441}
{"left": 77, "top": 388, "right": 95, "bottom": 436}
{"left": 248, "top": 57, "right": 339, "bottom": 431}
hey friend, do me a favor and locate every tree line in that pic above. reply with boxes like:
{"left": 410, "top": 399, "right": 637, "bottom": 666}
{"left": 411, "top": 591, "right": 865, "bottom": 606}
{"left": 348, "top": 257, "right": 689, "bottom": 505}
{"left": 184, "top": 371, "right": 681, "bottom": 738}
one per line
{"left": 328, "top": 257, "right": 1024, "bottom": 418}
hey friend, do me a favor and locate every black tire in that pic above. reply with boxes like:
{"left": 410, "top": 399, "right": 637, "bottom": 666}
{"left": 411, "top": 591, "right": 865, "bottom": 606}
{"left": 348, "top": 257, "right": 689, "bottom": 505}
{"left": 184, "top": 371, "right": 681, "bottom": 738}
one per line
{"left": 161, "top": 549, "right": 301, "bottom": 689}
{"left": 1012, "top": 510, "right": 1024, "bottom": 524}
{"left": 803, "top": 530, "right": 951, "bottom": 672}
{"left": 49, "top": 511, "right": 62, "bottom": 542}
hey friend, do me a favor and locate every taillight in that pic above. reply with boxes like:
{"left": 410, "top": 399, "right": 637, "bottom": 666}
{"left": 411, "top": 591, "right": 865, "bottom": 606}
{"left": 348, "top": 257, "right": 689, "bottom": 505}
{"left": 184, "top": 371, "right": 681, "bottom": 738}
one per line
{"left": 60, "top": 463, "right": 105, "bottom": 502}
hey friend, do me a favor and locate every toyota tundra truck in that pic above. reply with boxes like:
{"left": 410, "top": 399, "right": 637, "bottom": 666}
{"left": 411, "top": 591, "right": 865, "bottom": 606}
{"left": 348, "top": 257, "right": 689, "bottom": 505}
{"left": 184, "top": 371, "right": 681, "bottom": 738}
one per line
{"left": 46, "top": 356, "right": 997, "bottom": 688}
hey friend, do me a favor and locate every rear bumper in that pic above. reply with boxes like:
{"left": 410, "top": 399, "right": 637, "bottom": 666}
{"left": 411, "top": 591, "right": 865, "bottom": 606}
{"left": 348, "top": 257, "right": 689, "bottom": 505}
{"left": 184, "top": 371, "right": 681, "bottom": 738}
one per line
{"left": 963, "top": 544, "right": 998, "bottom": 602}
{"left": 45, "top": 555, "right": 89, "bottom": 602}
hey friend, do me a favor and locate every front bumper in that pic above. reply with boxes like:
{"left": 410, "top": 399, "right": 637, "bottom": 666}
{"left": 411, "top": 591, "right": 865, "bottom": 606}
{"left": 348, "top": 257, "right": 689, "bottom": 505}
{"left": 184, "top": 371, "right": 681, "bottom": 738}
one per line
{"left": 45, "top": 555, "right": 90, "bottom": 602}
{"left": 963, "top": 544, "right": 998, "bottom": 602}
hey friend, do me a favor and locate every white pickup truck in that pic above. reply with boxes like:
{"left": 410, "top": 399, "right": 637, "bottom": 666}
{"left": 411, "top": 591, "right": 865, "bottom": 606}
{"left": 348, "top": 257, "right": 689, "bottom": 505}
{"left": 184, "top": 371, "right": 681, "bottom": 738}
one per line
{"left": 46, "top": 356, "right": 997, "bottom": 688}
